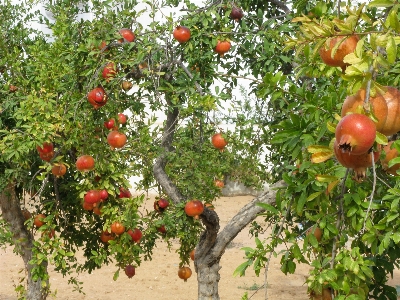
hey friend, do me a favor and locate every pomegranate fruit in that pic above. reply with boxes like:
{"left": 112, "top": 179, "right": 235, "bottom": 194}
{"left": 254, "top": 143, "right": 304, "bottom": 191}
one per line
{"left": 341, "top": 87, "right": 400, "bottom": 136}
{"left": 173, "top": 25, "right": 191, "bottom": 43}
{"left": 34, "top": 214, "right": 46, "bottom": 228}
{"left": 214, "top": 179, "right": 224, "bottom": 188}
{"left": 190, "top": 249, "right": 195, "bottom": 261}
{"left": 379, "top": 87, "right": 400, "bottom": 136}
{"left": 117, "top": 113, "right": 127, "bottom": 125}
{"left": 84, "top": 190, "right": 102, "bottom": 204}
{"left": 82, "top": 201, "right": 94, "bottom": 211}
{"left": 211, "top": 133, "right": 228, "bottom": 150}
{"left": 382, "top": 141, "right": 400, "bottom": 175}
{"left": 184, "top": 200, "right": 204, "bottom": 217}
{"left": 334, "top": 140, "right": 380, "bottom": 181}
{"left": 107, "top": 130, "right": 127, "bottom": 149}
{"left": 119, "top": 28, "right": 135, "bottom": 42}
{"left": 154, "top": 198, "right": 169, "bottom": 212}
{"left": 111, "top": 221, "right": 125, "bottom": 235}
{"left": 214, "top": 40, "right": 231, "bottom": 56}
{"left": 124, "top": 265, "right": 136, "bottom": 278}
{"left": 42, "top": 229, "right": 55, "bottom": 239}
{"left": 22, "top": 209, "right": 32, "bottom": 220}
{"left": 87, "top": 87, "right": 107, "bottom": 109}
{"left": 102, "top": 62, "right": 117, "bottom": 82}
{"left": 306, "top": 227, "right": 322, "bottom": 242}
{"left": 127, "top": 228, "right": 142, "bottom": 243}
{"left": 104, "top": 118, "right": 116, "bottom": 130}
{"left": 335, "top": 113, "right": 376, "bottom": 155}
{"left": 51, "top": 163, "right": 67, "bottom": 177}
{"left": 99, "top": 189, "right": 108, "bottom": 200}
{"left": 121, "top": 81, "right": 133, "bottom": 91}
{"left": 157, "top": 225, "right": 166, "bottom": 234}
{"left": 178, "top": 266, "right": 192, "bottom": 282}
{"left": 92, "top": 205, "right": 102, "bottom": 216}
{"left": 230, "top": 6, "right": 244, "bottom": 21}
{"left": 36, "top": 142, "right": 54, "bottom": 154}
{"left": 100, "top": 230, "right": 114, "bottom": 243}
{"left": 9, "top": 85, "right": 18, "bottom": 92}
{"left": 76, "top": 155, "right": 95, "bottom": 172}
{"left": 319, "top": 35, "right": 359, "bottom": 70}
{"left": 119, "top": 187, "right": 131, "bottom": 198}
{"left": 39, "top": 151, "right": 54, "bottom": 162}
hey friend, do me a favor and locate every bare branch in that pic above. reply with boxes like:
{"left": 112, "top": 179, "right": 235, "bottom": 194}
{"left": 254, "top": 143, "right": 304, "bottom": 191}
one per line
{"left": 211, "top": 182, "right": 285, "bottom": 259}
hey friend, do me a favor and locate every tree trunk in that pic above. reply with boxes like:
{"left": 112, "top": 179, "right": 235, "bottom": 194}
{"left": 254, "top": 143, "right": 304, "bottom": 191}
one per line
{"left": 0, "top": 183, "right": 49, "bottom": 300}
{"left": 197, "top": 260, "right": 221, "bottom": 300}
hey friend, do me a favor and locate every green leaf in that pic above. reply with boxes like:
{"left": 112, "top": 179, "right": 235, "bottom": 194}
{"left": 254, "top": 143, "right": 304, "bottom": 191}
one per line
{"left": 256, "top": 202, "right": 279, "bottom": 215}
{"left": 386, "top": 36, "right": 397, "bottom": 64}
{"left": 368, "top": 0, "right": 396, "bottom": 8}
{"left": 376, "top": 131, "right": 388, "bottom": 145}
{"left": 233, "top": 261, "right": 251, "bottom": 277}
{"left": 315, "top": 174, "right": 339, "bottom": 183}
{"left": 113, "top": 269, "right": 120, "bottom": 281}
{"left": 307, "top": 191, "right": 323, "bottom": 202}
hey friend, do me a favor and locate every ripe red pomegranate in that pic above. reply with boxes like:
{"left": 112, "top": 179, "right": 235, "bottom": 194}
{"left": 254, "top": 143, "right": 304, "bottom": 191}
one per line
{"left": 335, "top": 113, "right": 376, "bottom": 155}
{"left": 173, "top": 26, "right": 191, "bottom": 43}
{"left": 230, "top": 6, "right": 244, "bottom": 21}
{"left": 211, "top": 133, "right": 228, "bottom": 150}
{"left": 119, "top": 28, "right": 135, "bottom": 42}
{"left": 99, "top": 189, "right": 108, "bottom": 200}
{"left": 84, "top": 190, "right": 102, "bottom": 204}
{"left": 51, "top": 163, "right": 67, "bottom": 177}
{"left": 178, "top": 266, "right": 192, "bottom": 282}
{"left": 107, "top": 131, "right": 127, "bottom": 149}
{"left": 93, "top": 204, "right": 102, "bottom": 216}
{"left": 39, "top": 151, "right": 54, "bottom": 162}
{"left": 104, "top": 118, "right": 116, "bottom": 130}
{"left": 87, "top": 87, "right": 107, "bottom": 109}
{"left": 102, "top": 62, "right": 117, "bottom": 82}
{"left": 157, "top": 225, "right": 166, "bottom": 234}
{"left": 36, "top": 142, "right": 54, "bottom": 154}
{"left": 154, "top": 198, "right": 169, "bottom": 212}
{"left": 319, "top": 35, "right": 359, "bottom": 70}
{"left": 214, "top": 40, "right": 231, "bottom": 56}
{"left": 82, "top": 201, "right": 94, "bottom": 211}
{"left": 127, "top": 228, "right": 142, "bottom": 243}
{"left": 34, "top": 214, "right": 46, "bottom": 228}
{"left": 76, "top": 155, "right": 95, "bottom": 172}
{"left": 381, "top": 141, "right": 400, "bottom": 175}
{"left": 100, "top": 230, "right": 114, "bottom": 243}
{"left": 334, "top": 140, "right": 380, "bottom": 181}
{"left": 111, "top": 222, "right": 125, "bottom": 235}
{"left": 118, "top": 113, "right": 127, "bottom": 125}
{"left": 184, "top": 200, "right": 204, "bottom": 218}
{"left": 119, "top": 187, "right": 131, "bottom": 198}
{"left": 124, "top": 265, "right": 136, "bottom": 278}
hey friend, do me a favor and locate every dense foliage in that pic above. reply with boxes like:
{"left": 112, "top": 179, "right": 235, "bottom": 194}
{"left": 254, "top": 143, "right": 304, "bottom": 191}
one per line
{"left": 0, "top": 0, "right": 399, "bottom": 299}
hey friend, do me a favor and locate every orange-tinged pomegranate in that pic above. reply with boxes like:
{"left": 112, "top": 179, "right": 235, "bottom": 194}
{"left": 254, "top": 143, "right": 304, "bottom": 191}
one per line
{"left": 319, "top": 35, "right": 359, "bottom": 70}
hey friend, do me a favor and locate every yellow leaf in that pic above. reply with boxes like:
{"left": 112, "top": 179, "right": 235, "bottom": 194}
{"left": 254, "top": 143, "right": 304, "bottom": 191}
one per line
{"left": 315, "top": 174, "right": 339, "bottom": 182}
{"left": 307, "top": 145, "right": 332, "bottom": 154}
{"left": 326, "top": 179, "right": 340, "bottom": 194}
{"left": 311, "top": 150, "right": 334, "bottom": 163}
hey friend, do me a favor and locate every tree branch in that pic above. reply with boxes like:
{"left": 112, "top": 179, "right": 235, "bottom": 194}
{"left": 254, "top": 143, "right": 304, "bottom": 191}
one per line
{"left": 211, "top": 181, "right": 285, "bottom": 259}
{"left": 153, "top": 103, "right": 186, "bottom": 204}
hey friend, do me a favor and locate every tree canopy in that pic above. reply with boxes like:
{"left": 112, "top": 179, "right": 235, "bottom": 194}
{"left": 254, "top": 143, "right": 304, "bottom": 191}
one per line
{"left": 0, "top": 0, "right": 399, "bottom": 299}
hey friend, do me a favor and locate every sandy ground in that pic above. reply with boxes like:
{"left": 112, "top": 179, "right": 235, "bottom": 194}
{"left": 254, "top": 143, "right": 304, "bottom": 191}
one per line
{"left": 0, "top": 195, "right": 399, "bottom": 300}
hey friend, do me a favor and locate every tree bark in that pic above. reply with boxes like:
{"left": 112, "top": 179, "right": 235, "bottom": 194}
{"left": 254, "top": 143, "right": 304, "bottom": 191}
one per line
{"left": 0, "top": 183, "right": 49, "bottom": 300}
{"left": 194, "top": 183, "right": 283, "bottom": 300}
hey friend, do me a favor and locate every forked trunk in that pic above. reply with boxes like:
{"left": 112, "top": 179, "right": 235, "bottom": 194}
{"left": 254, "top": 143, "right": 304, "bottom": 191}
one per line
{"left": 0, "top": 183, "right": 49, "bottom": 300}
